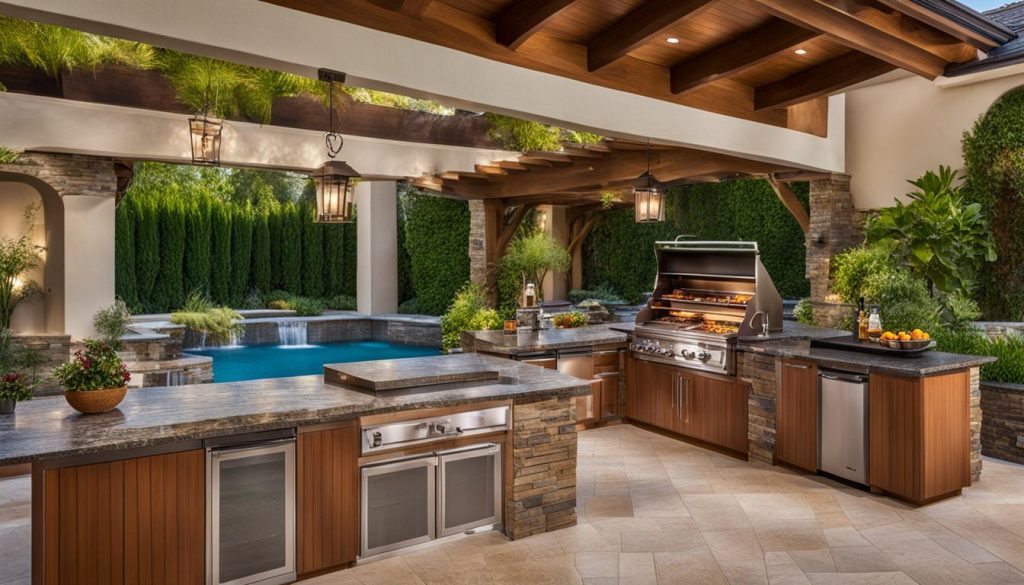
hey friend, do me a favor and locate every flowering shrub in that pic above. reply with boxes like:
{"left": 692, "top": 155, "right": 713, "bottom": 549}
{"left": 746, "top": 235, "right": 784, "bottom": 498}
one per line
{"left": 552, "top": 311, "right": 588, "bottom": 329}
{"left": 0, "top": 371, "right": 33, "bottom": 402}
{"left": 52, "top": 339, "right": 130, "bottom": 392}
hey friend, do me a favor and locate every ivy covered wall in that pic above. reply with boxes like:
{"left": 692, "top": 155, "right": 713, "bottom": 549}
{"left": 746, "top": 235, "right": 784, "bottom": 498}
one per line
{"left": 962, "top": 88, "right": 1024, "bottom": 320}
{"left": 399, "top": 185, "right": 471, "bottom": 315}
{"left": 582, "top": 180, "right": 810, "bottom": 303}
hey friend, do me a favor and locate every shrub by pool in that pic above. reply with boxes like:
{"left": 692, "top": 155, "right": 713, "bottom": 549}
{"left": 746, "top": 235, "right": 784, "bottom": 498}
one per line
{"left": 190, "top": 340, "right": 440, "bottom": 383}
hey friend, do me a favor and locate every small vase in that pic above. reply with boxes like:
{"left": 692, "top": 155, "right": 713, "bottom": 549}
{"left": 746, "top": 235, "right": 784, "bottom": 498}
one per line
{"left": 0, "top": 398, "right": 15, "bottom": 414}
{"left": 64, "top": 386, "right": 127, "bottom": 414}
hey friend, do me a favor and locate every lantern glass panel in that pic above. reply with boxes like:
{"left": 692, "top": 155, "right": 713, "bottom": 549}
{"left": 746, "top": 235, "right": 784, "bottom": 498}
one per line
{"left": 189, "top": 116, "right": 222, "bottom": 166}
{"left": 634, "top": 187, "right": 665, "bottom": 223}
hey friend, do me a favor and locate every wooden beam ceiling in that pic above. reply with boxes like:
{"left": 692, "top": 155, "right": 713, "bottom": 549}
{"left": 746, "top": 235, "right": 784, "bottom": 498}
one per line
{"left": 496, "top": 0, "right": 578, "bottom": 49}
{"left": 586, "top": 0, "right": 716, "bottom": 72}
{"left": 670, "top": 19, "right": 821, "bottom": 94}
{"left": 754, "top": 51, "right": 895, "bottom": 110}
{"left": 369, "top": 0, "right": 433, "bottom": 18}
{"left": 874, "top": 0, "right": 1008, "bottom": 50}
{"left": 750, "top": 0, "right": 950, "bottom": 79}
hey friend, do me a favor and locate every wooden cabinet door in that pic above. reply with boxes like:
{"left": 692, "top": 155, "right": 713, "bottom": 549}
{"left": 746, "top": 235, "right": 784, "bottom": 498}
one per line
{"left": 650, "top": 362, "right": 679, "bottom": 432}
{"left": 682, "top": 372, "right": 749, "bottom": 455}
{"left": 776, "top": 359, "right": 819, "bottom": 472}
{"left": 38, "top": 449, "right": 206, "bottom": 585}
{"left": 297, "top": 422, "right": 360, "bottom": 576}
{"left": 627, "top": 356, "right": 656, "bottom": 424}
{"left": 598, "top": 373, "right": 620, "bottom": 419}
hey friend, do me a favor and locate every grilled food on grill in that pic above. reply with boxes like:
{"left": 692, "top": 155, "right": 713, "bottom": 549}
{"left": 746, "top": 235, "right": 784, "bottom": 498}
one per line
{"left": 661, "top": 290, "right": 752, "bottom": 305}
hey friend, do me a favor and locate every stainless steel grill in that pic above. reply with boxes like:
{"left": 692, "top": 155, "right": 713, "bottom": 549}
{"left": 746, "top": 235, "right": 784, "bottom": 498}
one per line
{"left": 631, "top": 240, "right": 783, "bottom": 375}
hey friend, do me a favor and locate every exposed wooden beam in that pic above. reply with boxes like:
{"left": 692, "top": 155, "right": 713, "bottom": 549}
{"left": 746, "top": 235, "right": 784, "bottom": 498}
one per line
{"left": 496, "top": 203, "right": 537, "bottom": 258}
{"left": 587, "top": 0, "right": 716, "bottom": 72}
{"left": 670, "top": 20, "right": 821, "bottom": 94}
{"left": 496, "top": 0, "right": 578, "bottom": 50}
{"left": 766, "top": 175, "right": 810, "bottom": 233}
{"left": 369, "top": 0, "right": 433, "bottom": 19}
{"left": 567, "top": 213, "right": 600, "bottom": 256}
{"left": 751, "top": 0, "right": 949, "bottom": 78}
{"left": 754, "top": 51, "right": 894, "bottom": 110}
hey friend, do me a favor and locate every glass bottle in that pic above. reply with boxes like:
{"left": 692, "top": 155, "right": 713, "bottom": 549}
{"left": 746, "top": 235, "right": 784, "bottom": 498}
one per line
{"left": 867, "top": 306, "right": 882, "bottom": 339}
{"left": 524, "top": 283, "right": 536, "bottom": 308}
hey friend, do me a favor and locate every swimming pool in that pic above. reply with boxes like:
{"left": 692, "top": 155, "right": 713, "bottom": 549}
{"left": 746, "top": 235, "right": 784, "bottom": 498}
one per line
{"left": 189, "top": 340, "right": 440, "bottom": 383}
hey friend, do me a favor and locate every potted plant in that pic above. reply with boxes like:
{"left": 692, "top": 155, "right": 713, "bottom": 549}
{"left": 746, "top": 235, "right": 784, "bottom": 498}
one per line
{"left": 552, "top": 311, "right": 588, "bottom": 329}
{"left": 53, "top": 339, "right": 131, "bottom": 414}
{"left": 0, "top": 328, "right": 41, "bottom": 414}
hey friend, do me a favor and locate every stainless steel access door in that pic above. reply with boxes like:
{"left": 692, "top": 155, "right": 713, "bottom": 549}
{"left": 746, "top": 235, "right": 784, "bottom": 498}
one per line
{"left": 207, "top": 439, "right": 296, "bottom": 585}
{"left": 819, "top": 370, "right": 869, "bottom": 485}
{"left": 361, "top": 455, "right": 436, "bottom": 557}
{"left": 437, "top": 443, "right": 502, "bottom": 537}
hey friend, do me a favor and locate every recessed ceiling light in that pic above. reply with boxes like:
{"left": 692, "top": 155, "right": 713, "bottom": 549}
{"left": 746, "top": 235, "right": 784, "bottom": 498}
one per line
{"left": 794, "top": 48, "right": 808, "bottom": 55}
{"left": 666, "top": 36, "right": 680, "bottom": 44}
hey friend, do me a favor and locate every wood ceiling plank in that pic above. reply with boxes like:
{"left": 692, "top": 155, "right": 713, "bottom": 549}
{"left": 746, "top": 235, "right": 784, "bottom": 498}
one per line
{"left": 670, "top": 19, "right": 820, "bottom": 94}
{"left": 754, "top": 51, "right": 894, "bottom": 110}
{"left": 496, "top": 0, "right": 580, "bottom": 49}
{"left": 370, "top": 0, "right": 434, "bottom": 18}
{"left": 874, "top": 0, "right": 1005, "bottom": 50}
{"left": 751, "top": 0, "right": 949, "bottom": 78}
{"left": 586, "top": 0, "right": 717, "bottom": 71}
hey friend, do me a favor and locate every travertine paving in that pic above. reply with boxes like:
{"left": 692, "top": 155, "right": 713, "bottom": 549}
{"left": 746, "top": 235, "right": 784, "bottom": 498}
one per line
{"left": 6, "top": 424, "right": 1024, "bottom": 584}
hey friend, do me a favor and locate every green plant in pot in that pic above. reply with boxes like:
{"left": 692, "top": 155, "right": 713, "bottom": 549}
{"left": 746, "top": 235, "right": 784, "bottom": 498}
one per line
{"left": 53, "top": 339, "right": 132, "bottom": 414}
{"left": 0, "top": 328, "right": 40, "bottom": 414}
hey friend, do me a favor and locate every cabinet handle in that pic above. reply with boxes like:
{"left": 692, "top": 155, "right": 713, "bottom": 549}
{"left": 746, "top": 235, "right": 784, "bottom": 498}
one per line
{"left": 784, "top": 362, "right": 811, "bottom": 370}
{"left": 683, "top": 377, "right": 689, "bottom": 423}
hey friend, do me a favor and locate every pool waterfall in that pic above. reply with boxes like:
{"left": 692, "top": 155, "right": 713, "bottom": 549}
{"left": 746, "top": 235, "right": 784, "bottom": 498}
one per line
{"left": 277, "top": 320, "right": 310, "bottom": 347}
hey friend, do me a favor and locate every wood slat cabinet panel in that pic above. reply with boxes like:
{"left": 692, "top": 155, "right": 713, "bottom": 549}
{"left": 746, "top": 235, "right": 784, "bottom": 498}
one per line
{"left": 38, "top": 449, "right": 205, "bottom": 585}
{"left": 775, "top": 359, "right": 819, "bottom": 472}
{"left": 297, "top": 422, "right": 360, "bottom": 576}
{"left": 650, "top": 362, "right": 680, "bottom": 432}
{"left": 869, "top": 370, "right": 971, "bottom": 505}
{"left": 685, "top": 372, "right": 749, "bottom": 454}
{"left": 598, "top": 373, "right": 620, "bottom": 419}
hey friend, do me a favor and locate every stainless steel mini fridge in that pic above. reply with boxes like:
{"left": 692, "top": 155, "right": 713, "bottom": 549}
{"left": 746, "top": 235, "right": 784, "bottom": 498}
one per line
{"left": 819, "top": 369, "right": 868, "bottom": 486}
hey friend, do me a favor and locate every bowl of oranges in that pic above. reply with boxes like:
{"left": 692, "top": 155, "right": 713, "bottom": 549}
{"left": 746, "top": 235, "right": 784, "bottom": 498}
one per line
{"left": 879, "top": 329, "right": 931, "bottom": 350}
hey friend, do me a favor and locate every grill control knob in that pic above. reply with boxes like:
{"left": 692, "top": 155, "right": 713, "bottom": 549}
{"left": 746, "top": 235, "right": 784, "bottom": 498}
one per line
{"left": 658, "top": 348, "right": 673, "bottom": 357}
{"left": 681, "top": 350, "right": 696, "bottom": 359}
{"left": 697, "top": 351, "right": 711, "bottom": 362}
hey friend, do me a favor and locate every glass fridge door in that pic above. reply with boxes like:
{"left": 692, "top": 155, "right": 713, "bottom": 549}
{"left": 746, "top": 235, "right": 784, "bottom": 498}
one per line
{"left": 208, "top": 441, "right": 295, "bottom": 585}
{"left": 361, "top": 455, "right": 436, "bottom": 557}
{"left": 437, "top": 443, "right": 502, "bottom": 537}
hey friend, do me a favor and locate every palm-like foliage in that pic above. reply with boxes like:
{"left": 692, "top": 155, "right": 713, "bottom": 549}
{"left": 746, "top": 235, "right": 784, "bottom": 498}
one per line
{"left": 0, "top": 16, "right": 152, "bottom": 79}
{"left": 866, "top": 166, "right": 997, "bottom": 294}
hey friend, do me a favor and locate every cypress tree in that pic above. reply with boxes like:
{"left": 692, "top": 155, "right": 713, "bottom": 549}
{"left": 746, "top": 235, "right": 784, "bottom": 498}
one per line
{"left": 301, "top": 203, "right": 324, "bottom": 298}
{"left": 153, "top": 192, "right": 186, "bottom": 311}
{"left": 281, "top": 202, "right": 302, "bottom": 294}
{"left": 209, "top": 200, "right": 232, "bottom": 305}
{"left": 114, "top": 194, "right": 138, "bottom": 309}
{"left": 342, "top": 221, "right": 357, "bottom": 297}
{"left": 251, "top": 207, "right": 272, "bottom": 294}
{"left": 268, "top": 205, "right": 284, "bottom": 290}
{"left": 134, "top": 194, "right": 161, "bottom": 308}
{"left": 183, "top": 195, "right": 212, "bottom": 296}
{"left": 230, "top": 204, "right": 254, "bottom": 303}
{"left": 323, "top": 224, "right": 345, "bottom": 297}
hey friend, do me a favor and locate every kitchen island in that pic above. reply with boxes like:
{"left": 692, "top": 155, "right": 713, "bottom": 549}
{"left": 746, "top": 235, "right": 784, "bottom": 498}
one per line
{"left": 1, "top": 353, "right": 590, "bottom": 585}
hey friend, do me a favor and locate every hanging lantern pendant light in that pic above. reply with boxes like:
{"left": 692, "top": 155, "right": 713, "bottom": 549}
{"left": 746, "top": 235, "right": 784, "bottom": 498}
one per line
{"left": 188, "top": 72, "right": 223, "bottom": 166}
{"left": 314, "top": 69, "right": 361, "bottom": 224}
{"left": 634, "top": 139, "right": 666, "bottom": 223}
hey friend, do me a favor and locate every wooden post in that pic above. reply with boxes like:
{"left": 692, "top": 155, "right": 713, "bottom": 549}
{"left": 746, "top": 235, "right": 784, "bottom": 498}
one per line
{"left": 766, "top": 175, "right": 810, "bottom": 234}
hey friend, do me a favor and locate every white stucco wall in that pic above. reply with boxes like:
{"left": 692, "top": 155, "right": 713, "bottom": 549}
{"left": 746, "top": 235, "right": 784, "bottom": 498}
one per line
{"left": 62, "top": 195, "right": 115, "bottom": 339}
{"left": 0, "top": 181, "right": 46, "bottom": 333}
{"left": 356, "top": 181, "right": 398, "bottom": 315}
{"left": 845, "top": 67, "right": 1024, "bottom": 210}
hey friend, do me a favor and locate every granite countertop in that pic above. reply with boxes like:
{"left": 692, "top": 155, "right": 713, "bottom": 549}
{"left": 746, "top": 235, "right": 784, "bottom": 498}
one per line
{"left": 463, "top": 324, "right": 628, "bottom": 355}
{"left": 0, "top": 353, "right": 590, "bottom": 466}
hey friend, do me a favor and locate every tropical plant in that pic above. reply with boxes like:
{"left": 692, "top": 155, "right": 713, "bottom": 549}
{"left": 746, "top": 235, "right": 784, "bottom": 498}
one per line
{"left": 865, "top": 166, "right": 997, "bottom": 294}
{"left": 552, "top": 311, "right": 588, "bottom": 329}
{"left": 830, "top": 245, "right": 895, "bottom": 305}
{"left": 92, "top": 300, "right": 132, "bottom": 349}
{"left": 794, "top": 298, "right": 814, "bottom": 326}
{"left": 0, "top": 204, "right": 44, "bottom": 329}
{"left": 500, "top": 231, "right": 571, "bottom": 303}
{"left": 181, "top": 290, "right": 215, "bottom": 313}
{"left": 171, "top": 307, "right": 244, "bottom": 344}
{"left": 440, "top": 283, "right": 498, "bottom": 352}
{"left": 52, "top": 339, "right": 131, "bottom": 392}
{"left": 484, "top": 113, "right": 601, "bottom": 152}
{"left": 0, "top": 146, "right": 20, "bottom": 164}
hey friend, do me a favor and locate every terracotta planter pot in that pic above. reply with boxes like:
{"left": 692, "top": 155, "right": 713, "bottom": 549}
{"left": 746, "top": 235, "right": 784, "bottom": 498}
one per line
{"left": 0, "top": 398, "right": 15, "bottom": 415}
{"left": 64, "top": 386, "right": 127, "bottom": 414}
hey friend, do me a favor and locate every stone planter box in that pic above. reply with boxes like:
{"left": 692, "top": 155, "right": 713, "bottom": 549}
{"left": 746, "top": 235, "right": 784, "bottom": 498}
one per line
{"left": 981, "top": 380, "right": 1024, "bottom": 465}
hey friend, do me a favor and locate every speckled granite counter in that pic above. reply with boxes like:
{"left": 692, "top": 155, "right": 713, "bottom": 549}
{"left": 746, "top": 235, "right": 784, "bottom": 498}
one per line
{"left": 0, "top": 353, "right": 590, "bottom": 466}
{"left": 462, "top": 324, "right": 628, "bottom": 355}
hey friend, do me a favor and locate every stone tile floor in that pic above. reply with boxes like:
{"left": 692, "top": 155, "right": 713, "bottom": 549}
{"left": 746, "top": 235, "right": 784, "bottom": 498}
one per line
{"left": 6, "top": 424, "right": 1024, "bottom": 584}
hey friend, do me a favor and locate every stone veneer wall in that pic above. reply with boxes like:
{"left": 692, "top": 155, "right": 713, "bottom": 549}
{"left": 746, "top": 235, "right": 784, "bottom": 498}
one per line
{"left": 979, "top": 379, "right": 1024, "bottom": 466}
{"left": 468, "top": 199, "right": 488, "bottom": 286}
{"left": 506, "top": 395, "right": 577, "bottom": 539}
{"left": 970, "top": 367, "right": 982, "bottom": 482}
{"left": 11, "top": 334, "right": 71, "bottom": 397}
{"left": 738, "top": 350, "right": 779, "bottom": 464}
{"left": 806, "top": 174, "right": 862, "bottom": 302}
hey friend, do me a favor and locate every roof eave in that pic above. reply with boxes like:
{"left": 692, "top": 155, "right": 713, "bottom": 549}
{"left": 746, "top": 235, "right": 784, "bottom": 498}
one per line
{"left": 910, "top": 0, "right": 1017, "bottom": 45}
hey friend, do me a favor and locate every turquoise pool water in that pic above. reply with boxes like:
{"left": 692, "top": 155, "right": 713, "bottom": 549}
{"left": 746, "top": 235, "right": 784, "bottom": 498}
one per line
{"left": 190, "top": 341, "right": 440, "bottom": 383}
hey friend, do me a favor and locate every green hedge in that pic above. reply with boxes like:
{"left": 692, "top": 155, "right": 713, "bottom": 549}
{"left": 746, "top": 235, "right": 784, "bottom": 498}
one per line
{"left": 582, "top": 180, "right": 810, "bottom": 303}
{"left": 962, "top": 88, "right": 1024, "bottom": 320}
{"left": 400, "top": 186, "right": 471, "bottom": 315}
{"left": 116, "top": 163, "right": 358, "bottom": 313}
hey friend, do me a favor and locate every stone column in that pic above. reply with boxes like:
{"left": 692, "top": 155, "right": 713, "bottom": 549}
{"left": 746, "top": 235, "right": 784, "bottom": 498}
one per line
{"left": 468, "top": 199, "right": 488, "bottom": 287}
{"left": 805, "top": 173, "right": 861, "bottom": 302}
{"left": 356, "top": 180, "right": 398, "bottom": 315}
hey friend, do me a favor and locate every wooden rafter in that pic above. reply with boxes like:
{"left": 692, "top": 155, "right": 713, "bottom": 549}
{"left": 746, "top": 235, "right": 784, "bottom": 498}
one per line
{"left": 750, "top": 0, "right": 951, "bottom": 79}
{"left": 754, "top": 51, "right": 894, "bottom": 110}
{"left": 874, "top": 0, "right": 1008, "bottom": 50}
{"left": 496, "top": 0, "right": 578, "bottom": 50}
{"left": 766, "top": 175, "right": 810, "bottom": 233}
{"left": 587, "top": 0, "right": 716, "bottom": 72}
{"left": 369, "top": 0, "right": 432, "bottom": 18}
{"left": 567, "top": 212, "right": 600, "bottom": 256}
{"left": 496, "top": 203, "right": 536, "bottom": 256}
{"left": 670, "top": 20, "right": 821, "bottom": 95}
